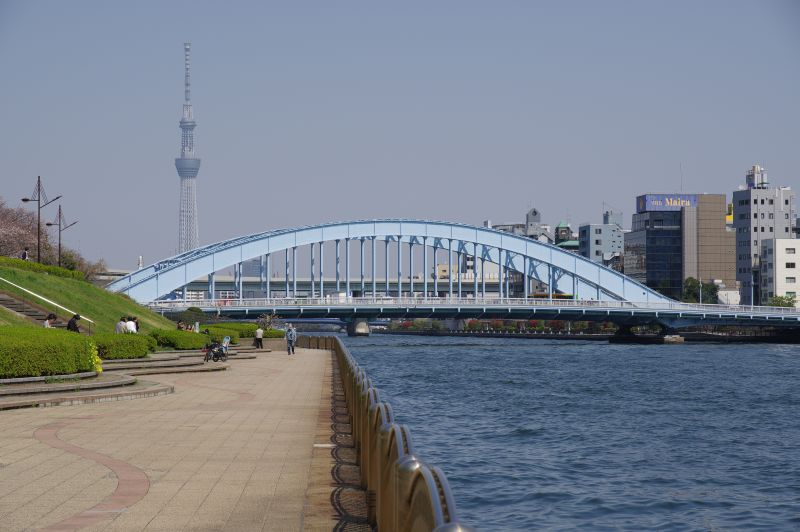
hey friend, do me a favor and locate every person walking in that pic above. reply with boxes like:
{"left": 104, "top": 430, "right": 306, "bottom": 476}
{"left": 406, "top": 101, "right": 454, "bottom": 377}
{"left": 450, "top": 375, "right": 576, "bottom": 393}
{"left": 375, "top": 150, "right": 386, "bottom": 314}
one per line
{"left": 20, "top": 247, "right": 30, "bottom": 261}
{"left": 115, "top": 317, "right": 127, "bottom": 334}
{"left": 254, "top": 326, "right": 264, "bottom": 349}
{"left": 286, "top": 324, "right": 297, "bottom": 355}
{"left": 66, "top": 314, "right": 81, "bottom": 333}
{"left": 43, "top": 313, "right": 57, "bottom": 328}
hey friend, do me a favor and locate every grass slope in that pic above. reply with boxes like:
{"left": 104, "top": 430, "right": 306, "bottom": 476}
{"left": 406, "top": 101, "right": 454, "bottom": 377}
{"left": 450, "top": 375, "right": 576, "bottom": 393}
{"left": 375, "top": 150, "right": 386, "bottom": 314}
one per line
{"left": 0, "top": 266, "right": 174, "bottom": 333}
{"left": 0, "top": 306, "right": 32, "bottom": 327}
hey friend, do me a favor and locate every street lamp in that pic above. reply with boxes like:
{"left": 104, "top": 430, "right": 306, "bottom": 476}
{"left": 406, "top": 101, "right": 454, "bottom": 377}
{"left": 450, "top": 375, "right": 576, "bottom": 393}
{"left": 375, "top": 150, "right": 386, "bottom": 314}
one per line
{"left": 21, "top": 176, "right": 61, "bottom": 263}
{"left": 46, "top": 205, "right": 77, "bottom": 267}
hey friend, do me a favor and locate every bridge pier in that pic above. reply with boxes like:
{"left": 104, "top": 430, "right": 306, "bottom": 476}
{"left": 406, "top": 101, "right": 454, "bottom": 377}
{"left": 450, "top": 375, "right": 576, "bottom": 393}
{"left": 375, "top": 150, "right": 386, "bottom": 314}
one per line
{"left": 346, "top": 318, "right": 371, "bottom": 337}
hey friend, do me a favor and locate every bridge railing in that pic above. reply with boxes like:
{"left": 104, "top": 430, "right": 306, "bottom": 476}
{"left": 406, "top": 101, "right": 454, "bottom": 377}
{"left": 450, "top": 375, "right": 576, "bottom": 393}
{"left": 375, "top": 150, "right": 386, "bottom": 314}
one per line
{"left": 298, "top": 334, "right": 475, "bottom": 532}
{"left": 148, "top": 296, "right": 800, "bottom": 316}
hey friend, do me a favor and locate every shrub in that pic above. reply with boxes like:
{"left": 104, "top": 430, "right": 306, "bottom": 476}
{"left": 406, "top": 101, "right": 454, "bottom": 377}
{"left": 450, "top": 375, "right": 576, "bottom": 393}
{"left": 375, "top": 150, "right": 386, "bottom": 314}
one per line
{"left": 93, "top": 333, "right": 151, "bottom": 360}
{"left": 203, "top": 326, "right": 240, "bottom": 344}
{"left": 0, "top": 327, "right": 101, "bottom": 378}
{"left": 203, "top": 322, "right": 258, "bottom": 337}
{"left": 149, "top": 329, "right": 209, "bottom": 350}
{"left": 264, "top": 328, "right": 285, "bottom": 338}
{"left": 0, "top": 257, "right": 85, "bottom": 280}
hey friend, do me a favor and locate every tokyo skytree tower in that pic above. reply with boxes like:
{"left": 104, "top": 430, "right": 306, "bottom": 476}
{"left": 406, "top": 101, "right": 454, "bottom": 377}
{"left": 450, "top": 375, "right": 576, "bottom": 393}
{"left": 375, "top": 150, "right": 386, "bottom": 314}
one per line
{"left": 175, "top": 42, "right": 201, "bottom": 253}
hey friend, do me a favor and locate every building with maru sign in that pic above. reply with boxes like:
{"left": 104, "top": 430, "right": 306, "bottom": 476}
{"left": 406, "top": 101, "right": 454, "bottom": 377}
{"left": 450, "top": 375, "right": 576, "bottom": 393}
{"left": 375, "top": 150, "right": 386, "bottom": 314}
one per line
{"left": 625, "top": 193, "right": 735, "bottom": 300}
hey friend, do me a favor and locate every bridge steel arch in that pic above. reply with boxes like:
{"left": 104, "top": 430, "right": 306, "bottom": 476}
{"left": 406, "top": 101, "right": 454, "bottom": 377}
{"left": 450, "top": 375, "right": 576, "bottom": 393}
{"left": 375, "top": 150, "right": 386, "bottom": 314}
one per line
{"left": 107, "top": 219, "right": 672, "bottom": 305}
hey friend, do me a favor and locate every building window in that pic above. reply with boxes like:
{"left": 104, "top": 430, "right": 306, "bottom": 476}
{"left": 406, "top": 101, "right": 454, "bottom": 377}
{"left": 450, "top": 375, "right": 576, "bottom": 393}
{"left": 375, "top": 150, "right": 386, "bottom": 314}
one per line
{"left": 753, "top": 199, "right": 758, "bottom": 205}
{"left": 595, "top": 228, "right": 602, "bottom": 234}
{"left": 761, "top": 213, "right": 765, "bottom": 219}
{"left": 595, "top": 250, "right": 601, "bottom": 256}
{"left": 761, "top": 227, "right": 765, "bottom": 232}
{"left": 769, "top": 213, "right": 774, "bottom": 219}
{"left": 754, "top": 227, "right": 758, "bottom": 233}
{"left": 753, "top": 213, "right": 758, "bottom": 219}
{"left": 787, "top": 277, "right": 796, "bottom": 284}
{"left": 787, "top": 291, "right": 796, "bottom": 298}
{"left": 761, "top": 199, "right": 765, "bottom": 205}
{"left": 769, "top": 199, "right": 774, "bottom": 205}
{"left": 787, "top": 263, "right": 796, "bottom": 269}
{"left": 786, "top": 228, "right": 790, "bottom": 233}
{"left": 595, "top": 239, "right": 601, "bottom": 245}
{"left": 786, "top": 199, "right": 790, "bottom": 205}
{"left": 770, "top": 227, "right": 773, "bottom": 232}
{"left": 787, "top": 248, "right": 796, "bottom": 254}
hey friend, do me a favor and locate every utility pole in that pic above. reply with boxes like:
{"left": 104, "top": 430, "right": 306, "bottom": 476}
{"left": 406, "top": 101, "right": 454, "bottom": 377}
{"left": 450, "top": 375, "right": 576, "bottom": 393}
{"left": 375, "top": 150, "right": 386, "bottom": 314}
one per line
{"left": 21, "top": 176, "right": 61, "bottom": 263}
{"left": 46, "top": 205, "right": 78, "bottom": 267}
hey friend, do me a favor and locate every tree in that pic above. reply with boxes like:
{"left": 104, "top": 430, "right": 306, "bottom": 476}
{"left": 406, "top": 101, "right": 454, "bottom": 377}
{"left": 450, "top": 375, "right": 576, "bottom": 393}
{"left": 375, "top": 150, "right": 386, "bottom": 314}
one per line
{"left": 768, "top": 295, "right": 796, "bottom": 308}
{"left": 0, "top": 195, "right": 105, "bottom": 279}
{"left": 682, "top": 277, "right": 719, "bottom": 304}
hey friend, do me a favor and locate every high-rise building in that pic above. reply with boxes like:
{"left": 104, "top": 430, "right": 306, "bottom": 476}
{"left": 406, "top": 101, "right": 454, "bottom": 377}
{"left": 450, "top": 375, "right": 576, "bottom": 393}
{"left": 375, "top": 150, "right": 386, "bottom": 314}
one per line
{"left": 625, "top": 193, "right": 734, "bottom": 300}
{"left": 175, "top": 42, "right": 201, "bottom": 254}
{"left": 579, "top": 210, "right": 624, "bottom": 267}
{"left": 732, "top": 165, "right": 795, "bottom": 305}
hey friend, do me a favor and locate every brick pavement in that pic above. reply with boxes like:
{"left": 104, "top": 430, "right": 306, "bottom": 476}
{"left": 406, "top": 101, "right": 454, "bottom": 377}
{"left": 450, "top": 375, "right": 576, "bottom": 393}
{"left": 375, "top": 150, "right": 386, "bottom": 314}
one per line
{"left": 0, "top": 348, "right": 332, "bottom": 531}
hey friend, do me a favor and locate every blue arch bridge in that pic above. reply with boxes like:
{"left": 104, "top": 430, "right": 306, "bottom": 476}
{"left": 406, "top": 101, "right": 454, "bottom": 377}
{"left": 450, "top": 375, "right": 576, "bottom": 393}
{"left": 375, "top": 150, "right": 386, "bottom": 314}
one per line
{"left": 107, "top": 219, "right": 800, "bottom": 336}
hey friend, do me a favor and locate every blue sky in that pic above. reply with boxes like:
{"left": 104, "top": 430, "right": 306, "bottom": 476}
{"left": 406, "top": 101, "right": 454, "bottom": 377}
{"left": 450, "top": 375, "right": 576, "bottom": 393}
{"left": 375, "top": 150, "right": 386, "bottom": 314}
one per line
{"left": 1, "top": 1, "right": 798, "bottom": 268}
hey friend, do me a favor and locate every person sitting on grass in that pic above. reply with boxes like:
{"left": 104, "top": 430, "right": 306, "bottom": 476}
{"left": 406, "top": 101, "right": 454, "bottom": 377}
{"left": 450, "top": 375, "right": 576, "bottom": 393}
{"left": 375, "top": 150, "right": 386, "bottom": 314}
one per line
{"left": 67, "top": 314, "right": 81, "bottom": 333}
{"left": 115, "top": 316, "right": 127, "bottom": 334}
{"left": 43, "top": 313, "right": 57, "bottom": 328}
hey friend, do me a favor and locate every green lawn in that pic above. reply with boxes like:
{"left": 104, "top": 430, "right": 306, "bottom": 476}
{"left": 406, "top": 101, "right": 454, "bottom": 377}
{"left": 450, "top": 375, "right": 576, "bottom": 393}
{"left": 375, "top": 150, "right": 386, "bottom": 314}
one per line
{"left": 0, "top": 266, "right": 174, "bottom": 333}
{"left": 0, "top": 306, "right": 32, "bottom": 327}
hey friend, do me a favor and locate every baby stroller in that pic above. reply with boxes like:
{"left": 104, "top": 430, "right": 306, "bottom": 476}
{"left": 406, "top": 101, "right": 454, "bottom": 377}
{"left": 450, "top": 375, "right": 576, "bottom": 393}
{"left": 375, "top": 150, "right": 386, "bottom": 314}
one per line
{"left": 204, "top": 336, "right": 230, "bottom": 362}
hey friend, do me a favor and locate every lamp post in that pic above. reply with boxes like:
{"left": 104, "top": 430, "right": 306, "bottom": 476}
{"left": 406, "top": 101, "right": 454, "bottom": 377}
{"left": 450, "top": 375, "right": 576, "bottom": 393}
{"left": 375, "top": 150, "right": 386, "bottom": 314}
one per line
{"left": 21, "top": 176, "right": 61, "bottom": 263}
{"left": 46, "top": 205, "right": 77, "bottom": 267}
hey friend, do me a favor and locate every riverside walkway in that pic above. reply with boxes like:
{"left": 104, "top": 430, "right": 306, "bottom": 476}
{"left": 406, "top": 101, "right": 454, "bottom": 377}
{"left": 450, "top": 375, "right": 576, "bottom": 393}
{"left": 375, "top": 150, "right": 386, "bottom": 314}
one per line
{"left": 0, "top": 348, "right": 343, "bottom": 531}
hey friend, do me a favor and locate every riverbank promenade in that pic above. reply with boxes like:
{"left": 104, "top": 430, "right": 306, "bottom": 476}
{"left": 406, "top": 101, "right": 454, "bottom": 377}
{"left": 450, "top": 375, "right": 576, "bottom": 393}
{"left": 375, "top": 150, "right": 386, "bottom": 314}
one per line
{"left": 0, "top": 348, "right": 339, "bottom": 531}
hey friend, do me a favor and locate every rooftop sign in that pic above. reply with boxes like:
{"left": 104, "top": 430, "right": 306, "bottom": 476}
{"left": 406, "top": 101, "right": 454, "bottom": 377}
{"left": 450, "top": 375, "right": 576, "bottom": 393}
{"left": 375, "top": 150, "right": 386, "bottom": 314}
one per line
{"left": 636, "top": 194, "right": 698, "bottom": 213}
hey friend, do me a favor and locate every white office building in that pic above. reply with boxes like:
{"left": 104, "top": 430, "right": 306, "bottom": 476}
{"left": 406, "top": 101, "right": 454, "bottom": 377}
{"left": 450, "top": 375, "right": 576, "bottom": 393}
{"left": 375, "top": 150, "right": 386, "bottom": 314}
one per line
{"left": 759, "top": 239, "right": 800, "bottom": 307}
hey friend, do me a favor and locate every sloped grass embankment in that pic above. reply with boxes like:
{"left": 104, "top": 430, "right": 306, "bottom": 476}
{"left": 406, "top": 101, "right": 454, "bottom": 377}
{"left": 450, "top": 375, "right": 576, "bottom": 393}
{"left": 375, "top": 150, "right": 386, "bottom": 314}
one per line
{"left": 0, "top": 266, "right": 174, "bottom": 333}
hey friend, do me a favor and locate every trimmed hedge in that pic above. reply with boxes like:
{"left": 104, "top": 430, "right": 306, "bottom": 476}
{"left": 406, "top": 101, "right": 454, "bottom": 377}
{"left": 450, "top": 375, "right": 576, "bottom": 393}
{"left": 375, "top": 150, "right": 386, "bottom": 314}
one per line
{"left": 204, "top": 322, "right": 258, "bottom": 337}
{"left": 0, "top": 257, "right": 85, "bottom": 280}
{"left": 264, "top": 328, "right": 285, "bottom": 338}
{"left": 149, "top": 329, "right": 209, "bottom": 350}
{"left": 0, "top": 327, "right": 102, "bottom": 378}
{"left": 93, "top": 333, "right": 151, "bottom": 360}
{"left": 149, "top": 328, "right": 241, "bottom": 350}
{"left": 203, "top": 326, "right": 240, "bottom": 344}
{"left": 204, "top": 323, "right": 285, "bottom": 338}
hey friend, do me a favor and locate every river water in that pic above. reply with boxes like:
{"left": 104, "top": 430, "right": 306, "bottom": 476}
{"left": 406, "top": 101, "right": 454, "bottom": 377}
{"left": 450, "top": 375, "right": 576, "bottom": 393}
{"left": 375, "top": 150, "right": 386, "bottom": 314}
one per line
{"left": 342, "top": 334, "right": 800, "bottom": 531}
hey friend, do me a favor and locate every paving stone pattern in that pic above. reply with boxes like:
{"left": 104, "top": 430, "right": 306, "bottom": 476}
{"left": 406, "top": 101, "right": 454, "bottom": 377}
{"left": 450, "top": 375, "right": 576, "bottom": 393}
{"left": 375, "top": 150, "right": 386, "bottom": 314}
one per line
{"left": 0, "top": 348, "right": 333, "bottom": 531}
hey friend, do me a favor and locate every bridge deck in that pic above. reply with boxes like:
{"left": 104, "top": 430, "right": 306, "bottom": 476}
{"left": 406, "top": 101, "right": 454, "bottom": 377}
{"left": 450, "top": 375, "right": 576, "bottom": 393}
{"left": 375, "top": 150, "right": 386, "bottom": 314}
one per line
{"left": 0, "top": 348, "right": 337, "bottom": 532}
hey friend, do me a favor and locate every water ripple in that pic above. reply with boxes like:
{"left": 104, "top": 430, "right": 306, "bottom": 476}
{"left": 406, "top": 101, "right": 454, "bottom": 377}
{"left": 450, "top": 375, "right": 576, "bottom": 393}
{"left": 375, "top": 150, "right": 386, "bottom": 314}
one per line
{"left": 345, "top": 335, "right": 800, "bottom": 530}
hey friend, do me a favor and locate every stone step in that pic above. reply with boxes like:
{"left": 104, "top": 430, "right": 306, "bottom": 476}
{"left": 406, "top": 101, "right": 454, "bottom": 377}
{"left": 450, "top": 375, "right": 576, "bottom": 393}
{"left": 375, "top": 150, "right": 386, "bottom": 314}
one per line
{"left": 0, "top": 380, "right": 173, "bottom": 410}
{"left": 104, "top": 359, "right": 204, "bottom": 371}
{"left": 120, "top": 364, "right": 229, "bottom": 376}
{"left": 0, "top": 373, "right": 136, "bottom": 396}
{"left": 102, "top": 353, "right": 181, "bottom": 365}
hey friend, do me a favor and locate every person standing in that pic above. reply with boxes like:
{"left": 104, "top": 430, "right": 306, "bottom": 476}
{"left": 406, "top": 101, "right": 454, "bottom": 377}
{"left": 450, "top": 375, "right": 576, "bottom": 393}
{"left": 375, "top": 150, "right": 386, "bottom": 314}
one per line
{"left": 286, "top": 324, "right": 297, "bottom": 355}
{"left": 255, "top": 326, "right": 264, "bottom": 349}
{"left": 66, "top": 314, "right": 81, "bottom": 333}
{"left": 20, "top": 247, "right": 30, "bottom": 261}
{"left": 115, "top": 317, "right": 127, "bottom": 334}
{"left": 125, "top": 316, "right": 137, "bottom": 333}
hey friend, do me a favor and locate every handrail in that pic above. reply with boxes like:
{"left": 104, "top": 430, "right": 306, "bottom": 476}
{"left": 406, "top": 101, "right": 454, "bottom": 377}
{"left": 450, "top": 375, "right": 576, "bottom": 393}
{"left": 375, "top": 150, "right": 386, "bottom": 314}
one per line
{"left": 299, "top": 335, "right": 475, "bottom": 531}
{"left": 0, "top": 276, "right": 96, "bottom": 324}
{"left": 148, "top": 296, "right": 800, "bottom": 317}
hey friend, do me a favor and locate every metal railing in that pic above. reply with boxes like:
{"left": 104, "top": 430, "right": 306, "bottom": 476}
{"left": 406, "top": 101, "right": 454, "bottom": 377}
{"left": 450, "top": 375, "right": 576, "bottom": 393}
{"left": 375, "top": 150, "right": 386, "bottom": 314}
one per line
{"left": 298, "top": 335, "right": 475, "bottom": 532}
{"left": 148, "top": 296, "right": 800, "bottom": 317}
